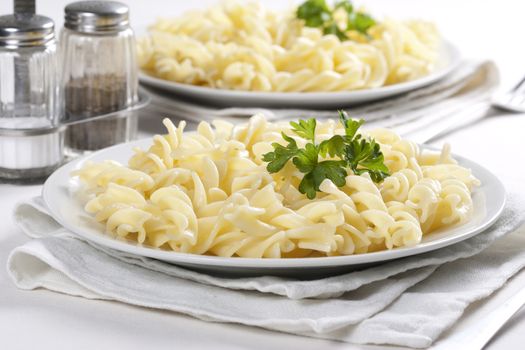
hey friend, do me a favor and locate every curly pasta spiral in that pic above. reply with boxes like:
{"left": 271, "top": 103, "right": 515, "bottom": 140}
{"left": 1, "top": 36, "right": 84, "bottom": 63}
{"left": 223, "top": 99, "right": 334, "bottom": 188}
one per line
{"left": 74, "top": 114, "right": 479, "bottom": 258}
{"left": 138, "top": 1, "right": 441, "bottom": 92}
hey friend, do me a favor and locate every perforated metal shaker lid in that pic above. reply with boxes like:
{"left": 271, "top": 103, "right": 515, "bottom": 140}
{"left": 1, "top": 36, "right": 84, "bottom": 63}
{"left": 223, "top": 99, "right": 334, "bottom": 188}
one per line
{"left": 64, "top": 1, "right": 130, "bottom": 34}
{"left": 0, "top": 14, "right": 55, "bottom": 48}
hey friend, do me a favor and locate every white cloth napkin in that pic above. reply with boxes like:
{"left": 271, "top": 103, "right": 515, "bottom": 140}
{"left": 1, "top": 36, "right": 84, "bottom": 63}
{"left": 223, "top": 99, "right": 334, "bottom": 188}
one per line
{"left": 7, "top": 187, "right": 525, "bottom": 348}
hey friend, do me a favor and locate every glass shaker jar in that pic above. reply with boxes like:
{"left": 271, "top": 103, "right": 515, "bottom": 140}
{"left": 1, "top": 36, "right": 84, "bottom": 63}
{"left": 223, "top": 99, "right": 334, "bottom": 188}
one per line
{"left": 0, "top": 13, "right": 63, "bottom": 180}
{"left": 60, "top": 1, "right": 138, "bottom": 155}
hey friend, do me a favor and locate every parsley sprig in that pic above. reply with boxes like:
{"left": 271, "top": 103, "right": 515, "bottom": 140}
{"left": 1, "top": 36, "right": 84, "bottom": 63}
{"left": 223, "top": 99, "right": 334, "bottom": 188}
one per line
{"left": 296, "top": 0, "right": 376, "bottom": 41}
{"left": 262, "top": 111, "right": 389, "bottom": 199}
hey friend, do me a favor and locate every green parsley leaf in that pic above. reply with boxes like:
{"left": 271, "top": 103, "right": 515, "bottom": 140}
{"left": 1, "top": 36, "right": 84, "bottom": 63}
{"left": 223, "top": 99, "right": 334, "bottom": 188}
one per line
{"left": 338, "top": 110, "right": 363, "bottom": 139}
{"left": 345, "top": 137, "right": 389, "bottom": 182}
{"left": 297, "top": 0, "right": 332, "bottom": 27}
{"left": 297, "top": 0, "right": 376, "bottom": 41}
{"left": 334, "top": 0, "right": 353, "bottom": 13}
{"left": 298, "top": 172, "right": 317, "bottom": 199}
{"left": 290, "top": 118, "right": 317, "bottom": 143}
{"left": 319, "top": 135, "right": 345, "bottom": 158}
{"left": 314, "top": 160, "right": 348, "bottom": 188}
{"left": 262, "top": 132, "right": 299, "bottom": 173}
{"left": 262, "top": 111, "right": 389, "bottom": 199}
{"left": 347, "top": 12, "right": 376, "bottom": 34}
{"left": 293, "top": 143, "right": 319, "bottom": 173}
{"left": 298, "top": 161, "right": 348, "bottom": 199}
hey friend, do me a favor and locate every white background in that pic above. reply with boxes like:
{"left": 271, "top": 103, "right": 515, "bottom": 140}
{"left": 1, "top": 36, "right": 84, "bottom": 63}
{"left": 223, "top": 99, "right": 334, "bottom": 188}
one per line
{"left": 1, "top": 0, "right": 525, "bottom": 349}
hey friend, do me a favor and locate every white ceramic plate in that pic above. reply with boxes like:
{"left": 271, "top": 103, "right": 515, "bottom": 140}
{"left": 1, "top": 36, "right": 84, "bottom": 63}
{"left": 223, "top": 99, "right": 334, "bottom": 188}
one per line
{"left": 139, "top": 41, "right": 460, "bottom": 109}
{"left": 43, "top": 138, "right": 505, "bottom": 278}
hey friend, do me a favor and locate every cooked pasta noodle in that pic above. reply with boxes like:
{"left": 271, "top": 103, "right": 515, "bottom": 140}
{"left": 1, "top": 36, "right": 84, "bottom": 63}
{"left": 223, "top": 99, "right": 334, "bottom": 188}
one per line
{"left": 137, "top": 1, "right": 441, "bottom": 92}
{"left": 73, "top": 115, "right": 479, "bottom": 258}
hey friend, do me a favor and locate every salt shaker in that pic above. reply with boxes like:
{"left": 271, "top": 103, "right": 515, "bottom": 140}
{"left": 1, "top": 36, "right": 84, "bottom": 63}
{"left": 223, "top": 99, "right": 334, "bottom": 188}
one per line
{"left": 0, "top": 8, "right": 63, "bottom": 180}
{"left": 60, "top": 1, "right": 138, "bottom": 155}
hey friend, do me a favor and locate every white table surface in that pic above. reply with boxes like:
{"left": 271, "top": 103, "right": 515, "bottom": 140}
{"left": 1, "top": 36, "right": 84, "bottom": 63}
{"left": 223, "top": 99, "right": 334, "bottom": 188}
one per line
{"left": 2, "top": 1, "right": 525, "bottom": 349}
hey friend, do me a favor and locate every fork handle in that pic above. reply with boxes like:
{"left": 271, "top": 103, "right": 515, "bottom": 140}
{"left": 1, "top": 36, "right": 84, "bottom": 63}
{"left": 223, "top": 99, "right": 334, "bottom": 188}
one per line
{"left": 432, "top": 286, "right": 525, "bottom": 350}
{"left": 403, "top": 101, "right": 491, "bottom": 144}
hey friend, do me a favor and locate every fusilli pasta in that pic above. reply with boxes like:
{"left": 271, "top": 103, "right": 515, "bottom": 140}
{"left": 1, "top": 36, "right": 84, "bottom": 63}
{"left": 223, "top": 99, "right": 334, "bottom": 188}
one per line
{"left": 138, "top": 1, "right": 441, "bottom": 92}
{"left": 73, "top": 114, "right": 479, "bottom": 258}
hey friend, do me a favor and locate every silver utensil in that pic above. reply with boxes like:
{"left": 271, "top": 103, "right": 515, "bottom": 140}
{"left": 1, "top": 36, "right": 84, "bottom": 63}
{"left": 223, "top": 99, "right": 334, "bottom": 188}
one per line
{"left": 395, "top": 72, "right": 525, "bottom": 144}
{"left": 492, "top": 75, "right": 525, "bottom": 113}
{"left": 431, "top": 285, "right": 525, "bottom": 350}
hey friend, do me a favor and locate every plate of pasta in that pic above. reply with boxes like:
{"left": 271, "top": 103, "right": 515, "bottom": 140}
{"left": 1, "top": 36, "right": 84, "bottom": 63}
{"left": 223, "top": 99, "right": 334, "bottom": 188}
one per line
{"left": 42, "top": 113, "right": 505, "bottom": 277}
{"left": 137, "top": 0, "right": 460, "bottom": 107}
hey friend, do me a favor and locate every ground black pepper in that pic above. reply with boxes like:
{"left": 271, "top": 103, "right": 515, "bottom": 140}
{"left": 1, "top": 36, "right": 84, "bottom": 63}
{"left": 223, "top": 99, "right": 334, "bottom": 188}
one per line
{"left": 64, "top": 75, "right": 137, "bottom": 152}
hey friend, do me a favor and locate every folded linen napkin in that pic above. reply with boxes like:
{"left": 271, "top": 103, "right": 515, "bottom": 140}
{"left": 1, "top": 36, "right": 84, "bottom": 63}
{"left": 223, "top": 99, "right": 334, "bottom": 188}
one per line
{"left": 7, "top": 187, "right": 525, "bottom": 348}
{"left": 139, "top": 61, "right": 498, "bottom": 128}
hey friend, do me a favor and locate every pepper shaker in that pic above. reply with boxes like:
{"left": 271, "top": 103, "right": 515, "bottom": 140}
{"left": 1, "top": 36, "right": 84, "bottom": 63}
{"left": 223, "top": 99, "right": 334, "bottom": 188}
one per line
{"left": 60, "top": 1, "right": 138, "bottom": 155}
{"left": 0, "top": 3, "right": 63, "bottom": 180}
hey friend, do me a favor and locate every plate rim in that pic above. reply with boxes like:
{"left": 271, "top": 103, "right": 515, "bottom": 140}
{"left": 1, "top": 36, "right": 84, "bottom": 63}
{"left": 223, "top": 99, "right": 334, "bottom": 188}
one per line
{"left": 138, "top": 41, "right": 461, "bottom": 103}
{"left": 42, "top": 137, "right": 506, "bottom": 269}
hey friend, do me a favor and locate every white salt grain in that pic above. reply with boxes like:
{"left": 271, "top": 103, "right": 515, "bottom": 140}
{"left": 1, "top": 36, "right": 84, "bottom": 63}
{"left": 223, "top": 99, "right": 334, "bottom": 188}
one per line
{"left": 0, "top": 118, "right": 62, "bottom": 170}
